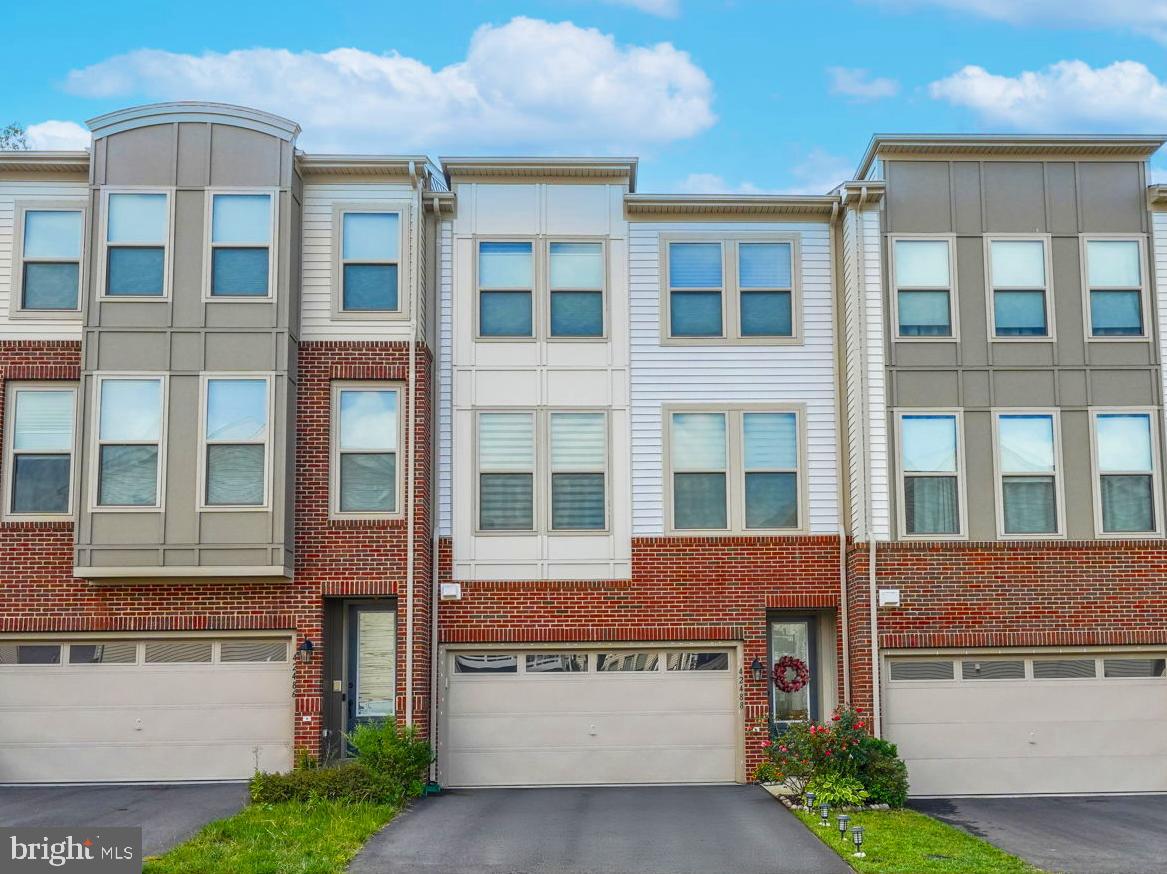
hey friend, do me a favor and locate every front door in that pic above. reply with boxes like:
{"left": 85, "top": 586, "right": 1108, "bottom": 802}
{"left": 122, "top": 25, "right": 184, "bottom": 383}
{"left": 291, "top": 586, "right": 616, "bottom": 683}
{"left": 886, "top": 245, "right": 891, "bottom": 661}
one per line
{"left": 769, "top": 616, "right": 818, "bottom": 728}
{"left": 346, "top": 604, "right": 396, "bottom": 733}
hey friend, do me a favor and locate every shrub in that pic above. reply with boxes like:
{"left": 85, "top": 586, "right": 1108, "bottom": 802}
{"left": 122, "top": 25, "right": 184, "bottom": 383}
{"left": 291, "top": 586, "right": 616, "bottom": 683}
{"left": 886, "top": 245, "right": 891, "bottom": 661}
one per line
{"left": 855, "top": 737, "right": 909, "bottom": 807}
{"left": 805, "top": 772, "right": 869, "bottom": 808}
{"left": 348, "top": 721, "right": 433, "bottom": 801}
{"left": 250, "top": 762, "right": 395, "bottom": 805}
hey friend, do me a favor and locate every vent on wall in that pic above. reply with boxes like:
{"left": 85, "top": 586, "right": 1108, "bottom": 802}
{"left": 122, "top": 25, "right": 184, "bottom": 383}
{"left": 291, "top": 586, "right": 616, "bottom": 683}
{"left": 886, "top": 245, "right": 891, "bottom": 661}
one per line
{"left": 888, "top": 659, "right": 954, "bottom": 681}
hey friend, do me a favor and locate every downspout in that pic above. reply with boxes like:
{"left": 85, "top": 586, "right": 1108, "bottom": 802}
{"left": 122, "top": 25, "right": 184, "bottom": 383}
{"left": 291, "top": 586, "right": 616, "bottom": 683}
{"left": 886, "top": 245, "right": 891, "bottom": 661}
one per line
{"left": 829, "top": 197, "right": 851, "bottom": 707}
{"left": 404, "top": 160, "right": 420, "bottom": 726}
{"left": 428, "top": 192, "right": 442, "bottom": 782}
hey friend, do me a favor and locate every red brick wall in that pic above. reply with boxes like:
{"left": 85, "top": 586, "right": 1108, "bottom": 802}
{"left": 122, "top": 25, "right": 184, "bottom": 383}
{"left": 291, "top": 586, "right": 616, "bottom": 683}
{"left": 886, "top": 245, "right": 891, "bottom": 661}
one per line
{"left": 437, "top": 533, "right": 846, "bottom": 773}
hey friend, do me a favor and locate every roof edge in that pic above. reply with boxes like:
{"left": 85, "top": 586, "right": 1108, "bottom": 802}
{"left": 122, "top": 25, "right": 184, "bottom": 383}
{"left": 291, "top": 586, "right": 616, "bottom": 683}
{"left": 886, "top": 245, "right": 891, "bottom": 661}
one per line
{"left": 87, "top": 102, "right": 301, "bottom": 141}
{"left": 441, "top": 156, "right": 637, "bottom": 190}
{"left": 625, "top": 193, "right": 840, "bottom": 218}
{"left": 0, "top": 150, "right": 90, "bottom": 173}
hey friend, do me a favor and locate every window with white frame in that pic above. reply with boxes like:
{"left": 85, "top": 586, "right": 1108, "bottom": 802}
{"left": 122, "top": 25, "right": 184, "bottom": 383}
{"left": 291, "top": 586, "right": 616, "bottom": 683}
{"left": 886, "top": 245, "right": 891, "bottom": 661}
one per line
{"left": 104, "top": 192, "right": 168, "bottom": 297}
{"left": 209, "top": 193, "right": 273, "bottom": 297}
{"left": 5, "top": 385, "right": 75, "bottom": 516}
{"left": 1085, "top": 239, "right": 1145, "bottom": 337}
{"left": 95, "top": 377, "right": 164, "bottom": 507}
{"left": 202, "top": 378, "right": 269, "bottom": 507}
{"left": 549, "top": 412, "right": 606, "bottom": 530}
{"left": 478, "top": 412, "right": 535, "bottom": 530}
{"left": 988, "top": 239, "right": 1049, "bottom": 337}
{"left": 339, "top": 211, "right": 400, "bottom": 312}
{"left": 667, "top": 242, "right": 724, "bottom": 338}
{"left": 478, "top": 242, "right": 533, "bottom": 337}
{"left": 17, "top": 207, "right": 84, "bottom": 311}
{"left": 738, "top": 242, "right": 794, "bottom": 337}
{"left": 893, "top": 239, "right": 953, "bottom": 338}
{"left": 549, "top": 242, "right": 604, "bottom": 337}
{"left": 899, "top": 413, "right": 962, "bottom": 536}
{"left": 996, "top": 413, "right": 1059, "bottom": 535}
{"left": 333, "top": 385, "right": 400, "bottom": 516}
{"left": 1093, "top": 412, "right": 1158, "bottom": 534}
{"left": 668, "top": 408, "right": 801, "bottom": 533}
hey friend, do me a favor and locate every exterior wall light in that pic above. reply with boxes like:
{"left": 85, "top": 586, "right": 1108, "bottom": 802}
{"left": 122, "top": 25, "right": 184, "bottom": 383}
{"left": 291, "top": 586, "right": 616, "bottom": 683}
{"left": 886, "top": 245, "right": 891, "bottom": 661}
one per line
{"left": 750, "top": 657, "right": 765, "bottom": 681}
{"left": 297, "top": 638, "right": 315, "bottom": 663}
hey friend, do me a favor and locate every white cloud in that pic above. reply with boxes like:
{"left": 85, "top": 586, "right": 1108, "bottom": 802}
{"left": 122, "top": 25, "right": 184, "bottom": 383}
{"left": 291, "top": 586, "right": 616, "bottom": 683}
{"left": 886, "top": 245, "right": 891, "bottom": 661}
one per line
{"left": 827, "top": 67, "right": 899, "bottom": 100}
{"left": 676, "top": 149, "right": 852, "bottom": 197}
{"left": 62, "top": 17, "right": 714, "bottom": 153}
{"left": 602, "top": 0, "right": 679, "bottom": 17}
{"left": 929, "top": 60, "right": 1167, "bottom": 129}
{"left": 869, "top": 1, "right": 1167, "bottom": 40}
{"left": 26, "top": 120, "right": 90, "bottom": 150}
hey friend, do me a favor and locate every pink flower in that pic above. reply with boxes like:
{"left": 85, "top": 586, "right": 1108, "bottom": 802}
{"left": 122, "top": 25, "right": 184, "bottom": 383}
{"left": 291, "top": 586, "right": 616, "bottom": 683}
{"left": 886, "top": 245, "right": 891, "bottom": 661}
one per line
{"left": 779, "top": 745, "right": 788, "bottom": 753}
{"left": 762, "top": 740, "right": 772, "bottom": 748}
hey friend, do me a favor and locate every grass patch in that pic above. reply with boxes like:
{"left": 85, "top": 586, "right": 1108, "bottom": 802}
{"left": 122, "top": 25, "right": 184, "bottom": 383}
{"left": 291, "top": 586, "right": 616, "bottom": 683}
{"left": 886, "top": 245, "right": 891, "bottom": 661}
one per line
{"left": 792, "top": 808, "right": 1040, "bottom": 874}
{"left": 143, "top": 799, "right": 396, "bottom": 874}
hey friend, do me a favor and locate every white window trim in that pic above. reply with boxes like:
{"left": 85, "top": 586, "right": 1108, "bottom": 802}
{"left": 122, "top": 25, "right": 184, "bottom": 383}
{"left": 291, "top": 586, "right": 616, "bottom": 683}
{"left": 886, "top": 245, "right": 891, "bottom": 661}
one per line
{"left": 475, "top": 237, "right": 537, "bottom": 342}
{"left": 893, "top": 408, "right": 968, "bottom": 541}
{"left": 983, "top": 234, "right": 1056, "bottom": 342}
{"left": 330, "top": 202, "right": 410, "bottom": 322}
{"left": 1080, "top": 234, "right": 1151, "bottom": 342}
{"left": 662, "top": 403, "right": 808, "bottom": 536}
{"left": 9, "top": 201, "right": 87, "bottom": 319}
{"left": 98, "top": 187, "right": 175, "bottom": 302}
{"left": 659, "top": 233, "right": 802, "bottom": 346}
{"left": 1088, "top": 406, "right": 1164, "bottom": 539}
{"left": 196, "top": 373, "right": 276, "bottom": 512}
{"left": 990, "top": 408, "right": 1066, "bottom": 540}
{"left": 201, "top": 188, "right": 279, "bottom": 302}
{"left": 545, "top": 237, "right": 609, "bottom": 342}
{"left": 3, "top": 382, "right": 78, "bottom": 522}
{"left": 89, "top": 373, "right": 169, "bottom": 513}
{"left": 545, "top": 409, "right": 610, "bottom": 534}
{"left": 329, "top": 381, "right": 405, "bottom": 521}
{"left": 888, "top": 234, "right": 959, "bottom": 343}
{"left": 474, "top": 409, "right": 537, "bottom": 534}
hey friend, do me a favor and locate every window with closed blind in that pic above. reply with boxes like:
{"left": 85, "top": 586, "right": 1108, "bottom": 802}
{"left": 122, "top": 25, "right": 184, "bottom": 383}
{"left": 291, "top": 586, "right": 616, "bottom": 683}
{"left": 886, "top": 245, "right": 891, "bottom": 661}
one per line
{"left": 200, "top": 376, "right": 271, "bottom": 509}
{"left": 477, "top": 412, "right": 536, "bottom": 531}
{"left": 332, "top": 383, "right": 401, "bottom": 518}
{"left": 93, "top": 376, "right": 166, "bottom": 510}
{"left": 1092, "top": 411, "right": 1161, "bottom": 536}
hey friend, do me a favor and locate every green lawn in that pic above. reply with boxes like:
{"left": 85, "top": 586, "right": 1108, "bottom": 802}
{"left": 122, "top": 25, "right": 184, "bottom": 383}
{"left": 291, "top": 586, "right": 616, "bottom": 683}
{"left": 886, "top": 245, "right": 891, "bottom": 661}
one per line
{"left": 143, "top": 800, "right": 396, "bottom": 874}
{"left": 792, "top": 808, "right": 1040, "bottom": 874}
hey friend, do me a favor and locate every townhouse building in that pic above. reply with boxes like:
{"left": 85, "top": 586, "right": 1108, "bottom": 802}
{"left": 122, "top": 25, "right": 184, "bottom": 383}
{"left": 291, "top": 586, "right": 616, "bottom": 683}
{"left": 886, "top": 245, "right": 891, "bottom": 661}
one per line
{"left": 0, "top": 102, "right": 1163, "bottom": 797}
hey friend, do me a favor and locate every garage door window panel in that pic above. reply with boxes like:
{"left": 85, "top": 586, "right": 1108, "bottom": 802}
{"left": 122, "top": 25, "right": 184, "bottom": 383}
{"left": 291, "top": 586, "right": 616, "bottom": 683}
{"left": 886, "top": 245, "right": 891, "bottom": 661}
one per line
{"left": 526, "top": 654, "right": 587, "bottom": 673}
{"left": 961, "top": 660, "right": 1025, "bottom": 680}
{"left": 1093, "top": 412, "right": 1159, "bottom": 535}
{"left": 888, "top": 660, "right": 955, "bottom": 681}
{"left": 221, "top": 639, "right": 288, "bottom": 663}
{"left": 145, "top": 641, "right": 212, "bottom": 664}
{"left": 68, "top": 642, "right": 137, "bottom": 664}
{"left": 95, "top": 377, "right": 165, "bottom": 508}
{"left": 455, "top": 653, "right": 518, "bottom": 673}
{"left": 996, "top": 413, "right": 1060, "bottom": 536}
{"left": 0, "top": 644, "right": 61, "bottom": 665}
{"left": 667, "top": 652, "right": 729, "bottom": 671}
{"left": 899, "top": 413, "right": 964, "bottom": 538}
{"left": 595, "top": 652, "right": 660, "bottom": 672}
{"left": 1033, "top": 659, "right": 1097, "bottom": 679}
{"left": 1104, "top": 658, "right": 1166, "bottom": 678}
{"left": 478, "top": 412, "right": 535, "bottom": 531}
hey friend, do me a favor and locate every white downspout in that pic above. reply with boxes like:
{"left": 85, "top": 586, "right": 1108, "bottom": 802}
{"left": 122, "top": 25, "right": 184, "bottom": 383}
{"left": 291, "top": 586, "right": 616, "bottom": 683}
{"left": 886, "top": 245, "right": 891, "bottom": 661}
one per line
{"left": 829, "top": 198, "right": 851, "bottom": 706}
{"left": 428, "top": 193, "right": 442, "bottom": 782}
{"left": 405, "top": 161, "right": 420, "bottom": 726}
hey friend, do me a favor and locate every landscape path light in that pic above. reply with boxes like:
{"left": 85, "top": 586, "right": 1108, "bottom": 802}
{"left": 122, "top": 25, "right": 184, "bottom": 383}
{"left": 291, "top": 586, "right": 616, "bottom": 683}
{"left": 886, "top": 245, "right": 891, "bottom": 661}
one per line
{"left": 837, "top": 813, "right": 850, "bottom": 840}
{"left": 819, "top": 803, "right": 830, "bottom": 827}
{"left": 852, "top": 825, "right": 866, "bottom": 858}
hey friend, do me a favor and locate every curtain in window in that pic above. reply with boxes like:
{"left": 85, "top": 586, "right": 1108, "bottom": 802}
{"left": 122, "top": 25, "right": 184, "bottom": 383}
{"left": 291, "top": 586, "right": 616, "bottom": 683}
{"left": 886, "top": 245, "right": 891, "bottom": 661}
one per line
{"left": 1101, "top": 475, "right": 1154, "bottom": 532}
{"left": 98, "top": 445, "right": 158, "bottom": 506}
{"left": 207, "top": 444, "right": 264, "bottom": 505}
{"left": 1002, "top": 477, "right": 1056, "bottom": 534}
{"left": 904, "top": 476, "right": 958, "bottom": 535}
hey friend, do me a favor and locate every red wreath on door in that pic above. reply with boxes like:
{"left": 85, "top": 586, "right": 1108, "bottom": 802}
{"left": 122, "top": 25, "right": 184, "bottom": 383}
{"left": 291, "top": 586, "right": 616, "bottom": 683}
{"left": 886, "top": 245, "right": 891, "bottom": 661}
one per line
{"left": 773, "top": 655, "right": 811, "bottom": 693}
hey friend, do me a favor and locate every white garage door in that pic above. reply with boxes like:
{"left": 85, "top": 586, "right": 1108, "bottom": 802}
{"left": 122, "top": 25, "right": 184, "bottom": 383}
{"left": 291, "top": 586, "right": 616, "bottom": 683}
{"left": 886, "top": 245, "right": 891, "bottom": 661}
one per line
{"left": 440, "top": 647, "right": 740, "bottom": 787}
{"left": 0, "top": 636, "right": 294, "bottom": 783}
{"left": 884, "top": 651, "right": 1167, "bottom": 795}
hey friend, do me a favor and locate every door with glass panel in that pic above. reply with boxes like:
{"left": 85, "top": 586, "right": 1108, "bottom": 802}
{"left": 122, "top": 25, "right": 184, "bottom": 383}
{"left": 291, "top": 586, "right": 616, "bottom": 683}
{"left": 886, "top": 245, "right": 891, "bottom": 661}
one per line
{"left": 769, "top": 616, "right": 818, "bottom": 728}
{"left": 346, "top": 605, "right": 396, "bottom": 733}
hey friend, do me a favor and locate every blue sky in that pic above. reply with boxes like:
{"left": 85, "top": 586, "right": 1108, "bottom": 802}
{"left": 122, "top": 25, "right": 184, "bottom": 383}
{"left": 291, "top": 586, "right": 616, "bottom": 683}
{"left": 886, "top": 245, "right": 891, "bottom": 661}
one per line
{"left": 5, "top": 0, "right": 1167, "bottom": 192}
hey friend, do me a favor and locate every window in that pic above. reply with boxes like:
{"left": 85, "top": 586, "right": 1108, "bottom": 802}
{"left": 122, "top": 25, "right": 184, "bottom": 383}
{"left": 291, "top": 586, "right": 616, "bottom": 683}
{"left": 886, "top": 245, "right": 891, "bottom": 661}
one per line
{"left": 668, "top": 408, "right": 803, "bottom": 533}
{"left": 0, "top": 644, "right": 61, "bottom": 665}
{"left": 209, "top": 193, "right": 273, "bottom": 297}
{"left": 339, "top": 210, "right": 400, "bottom": 313}
{"left": 220, "top": 639, "right": 288, "bottom": 663}
{"left": 202, "top": 378, "right": 269, "bottom": 508}
{"left": 15, "top": 206, "right": 83, "bottom": 312}
{"left": 454, "top": 653, "right": 518, "bottom": 673}
{"left": 892, "top": 238, "right": 954, "bottom": 338}
{"left": 1103, "top": 658, "right": 1166, "bottom": 678}
{"left": 961, "top": 660, "right": 1025, "bottom": 680}
{"left": 667, "top": 652, "right": 729, "bottom": 671}
{"left": 478, "top": 242, "right": 533, "bottom": 337}
{"left": 333, "top": 385, "right": 400, "bottom": 516}
{"left": 595, "top": 652, "right": 659, "bottom": 671}
{"left": 549, "top": 412, "right": 606, "bottom": 530}
{"left": 477, "top": 412, "right": 535, "bottom": 530}
{"left": 94, "top": 377, "right": 164, "bottom": 508}
{"left": 887, "top": 660, "right": 954, "bottom": 681}
{"left": 526, "top": 654, "right": 587, "bottom": 672}
{"left": 104, "top": 192, "right": 168, "bottom": 297}
{"left": 898, "top": 413, "right": 963, "bottom": 537}
{"left": 1085, "top": 239, "right": 1145, "bottom": 337}
{"left": 1093, "top": 412, "right": 1158, "bottom": 534}
{"left": 988, "top": 238, "right": 1050, "bottom": 338}
{"left": 68, "top": 641, "right": 137, "bottom": 664}
{"left": 144, "top": 640, "right": 212, "bottom": 663}
{"left": 5, "top": 385, "right": 75, "bottom": 517}
{"left": 1033, "top": 659, "right": 1096, "bottom": 679}
{"left": 995, "top": 413, "right": 1060, "bottom": 536}
{"left": 549, "top": 242, "right": 604, "bottom": 337}
{"left": 664, "top": 238, "right": 797, "bottom": 342}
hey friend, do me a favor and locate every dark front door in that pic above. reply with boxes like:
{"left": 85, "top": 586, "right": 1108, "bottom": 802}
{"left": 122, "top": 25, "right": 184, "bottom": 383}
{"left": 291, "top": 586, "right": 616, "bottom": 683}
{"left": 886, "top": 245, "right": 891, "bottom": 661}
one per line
{"left": 768, "top": 615, "right": 819, "bottom": 728}
{"left": 346, "top": 603, "right": 396, "bottom": 733}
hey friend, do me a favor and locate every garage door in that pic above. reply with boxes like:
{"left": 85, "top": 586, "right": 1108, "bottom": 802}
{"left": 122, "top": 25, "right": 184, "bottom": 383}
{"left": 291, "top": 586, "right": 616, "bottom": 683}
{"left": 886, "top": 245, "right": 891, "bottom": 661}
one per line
{"left": 0, "top": 636, "right": 294, "bottom": 783}
{"left": 440, "top": 647, "right": 739, "bottom": 787}
{"left": 884, "top": 651, "right": 1167, "bottom": 795}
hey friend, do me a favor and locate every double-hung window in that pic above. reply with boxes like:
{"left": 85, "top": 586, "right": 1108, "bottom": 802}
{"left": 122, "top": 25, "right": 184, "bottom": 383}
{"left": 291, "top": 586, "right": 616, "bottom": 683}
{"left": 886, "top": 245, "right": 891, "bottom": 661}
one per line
{"left": 202, "top": 377, "right": 270, "bottom": 507}
{"left": 995, "top": 413, "right": 1060, "bottom": 536}
{"left": 1092, "top": 411, "right": 1159, "bottom": 534}
{"left": 339, "top": 210, "right": 400, "bottom": 313}
{"left": 5, "top": 385, "right": 75, "bottom": 517}
{"left": 16, "top": 206, "right": 84, "bottom": 312}
{"left": 668, "top": 242, "right": 724, "bottom": 338}
{"left": 477, "top": 412, "right": 535, "bottom": 530}
{"left": 478, "top": 242, "right": 533, "bottom": 337}
{"left": 549, "top": 242, "right": 604, "bottom": 337}
{"left": 988, "top": 238, "right": 1050, "bottom": 338}
{"left": 898, "top": 413, "right": 963, "bottom": 537}
{"left": 209, "top": 193, "right": 274, "bottom": 298}
{"left": 549, "top": 412, "right": 606, "bottom": 530}
{"left": 893, "top": 238, "right": 954, "bottom": 338}
{"left": 738, "top": 242, "right": 794, "bottom": 337}
{"left": 1084, "top": 239, "right": 1145, "bottom": 338}
{"left": 94, "top": 377, "right": 164, "bottom": 508}
{"left": 104, "top": 192, "right": 169, "bottom": 297}
{"left": 667, "top": 408, "right": 802, "bottom": 532}
{"left": 333, "top": 384, "right": 400, "bottom": 516}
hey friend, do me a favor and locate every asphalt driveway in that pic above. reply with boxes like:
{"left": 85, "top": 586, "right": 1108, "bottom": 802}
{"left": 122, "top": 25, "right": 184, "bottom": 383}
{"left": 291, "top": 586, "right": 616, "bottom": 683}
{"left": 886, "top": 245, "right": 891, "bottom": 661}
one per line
{"left": 913, "top": 795, "right": 1167, "bottom": 874}
{"left": 0, "top": 783, "right": 248, "bottom": 857}
{"left": 350, "top": 784, "right": 848, "bottom": 874}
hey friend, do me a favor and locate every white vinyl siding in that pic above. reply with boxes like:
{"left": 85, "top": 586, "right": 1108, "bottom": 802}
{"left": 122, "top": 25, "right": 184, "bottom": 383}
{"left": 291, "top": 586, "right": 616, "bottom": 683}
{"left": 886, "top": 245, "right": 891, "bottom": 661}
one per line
{"left": 438, "top": 219, "right": 454, "bottom": 535}
{"left": 630, "top": 221, "right": 838, "bottom": 535}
